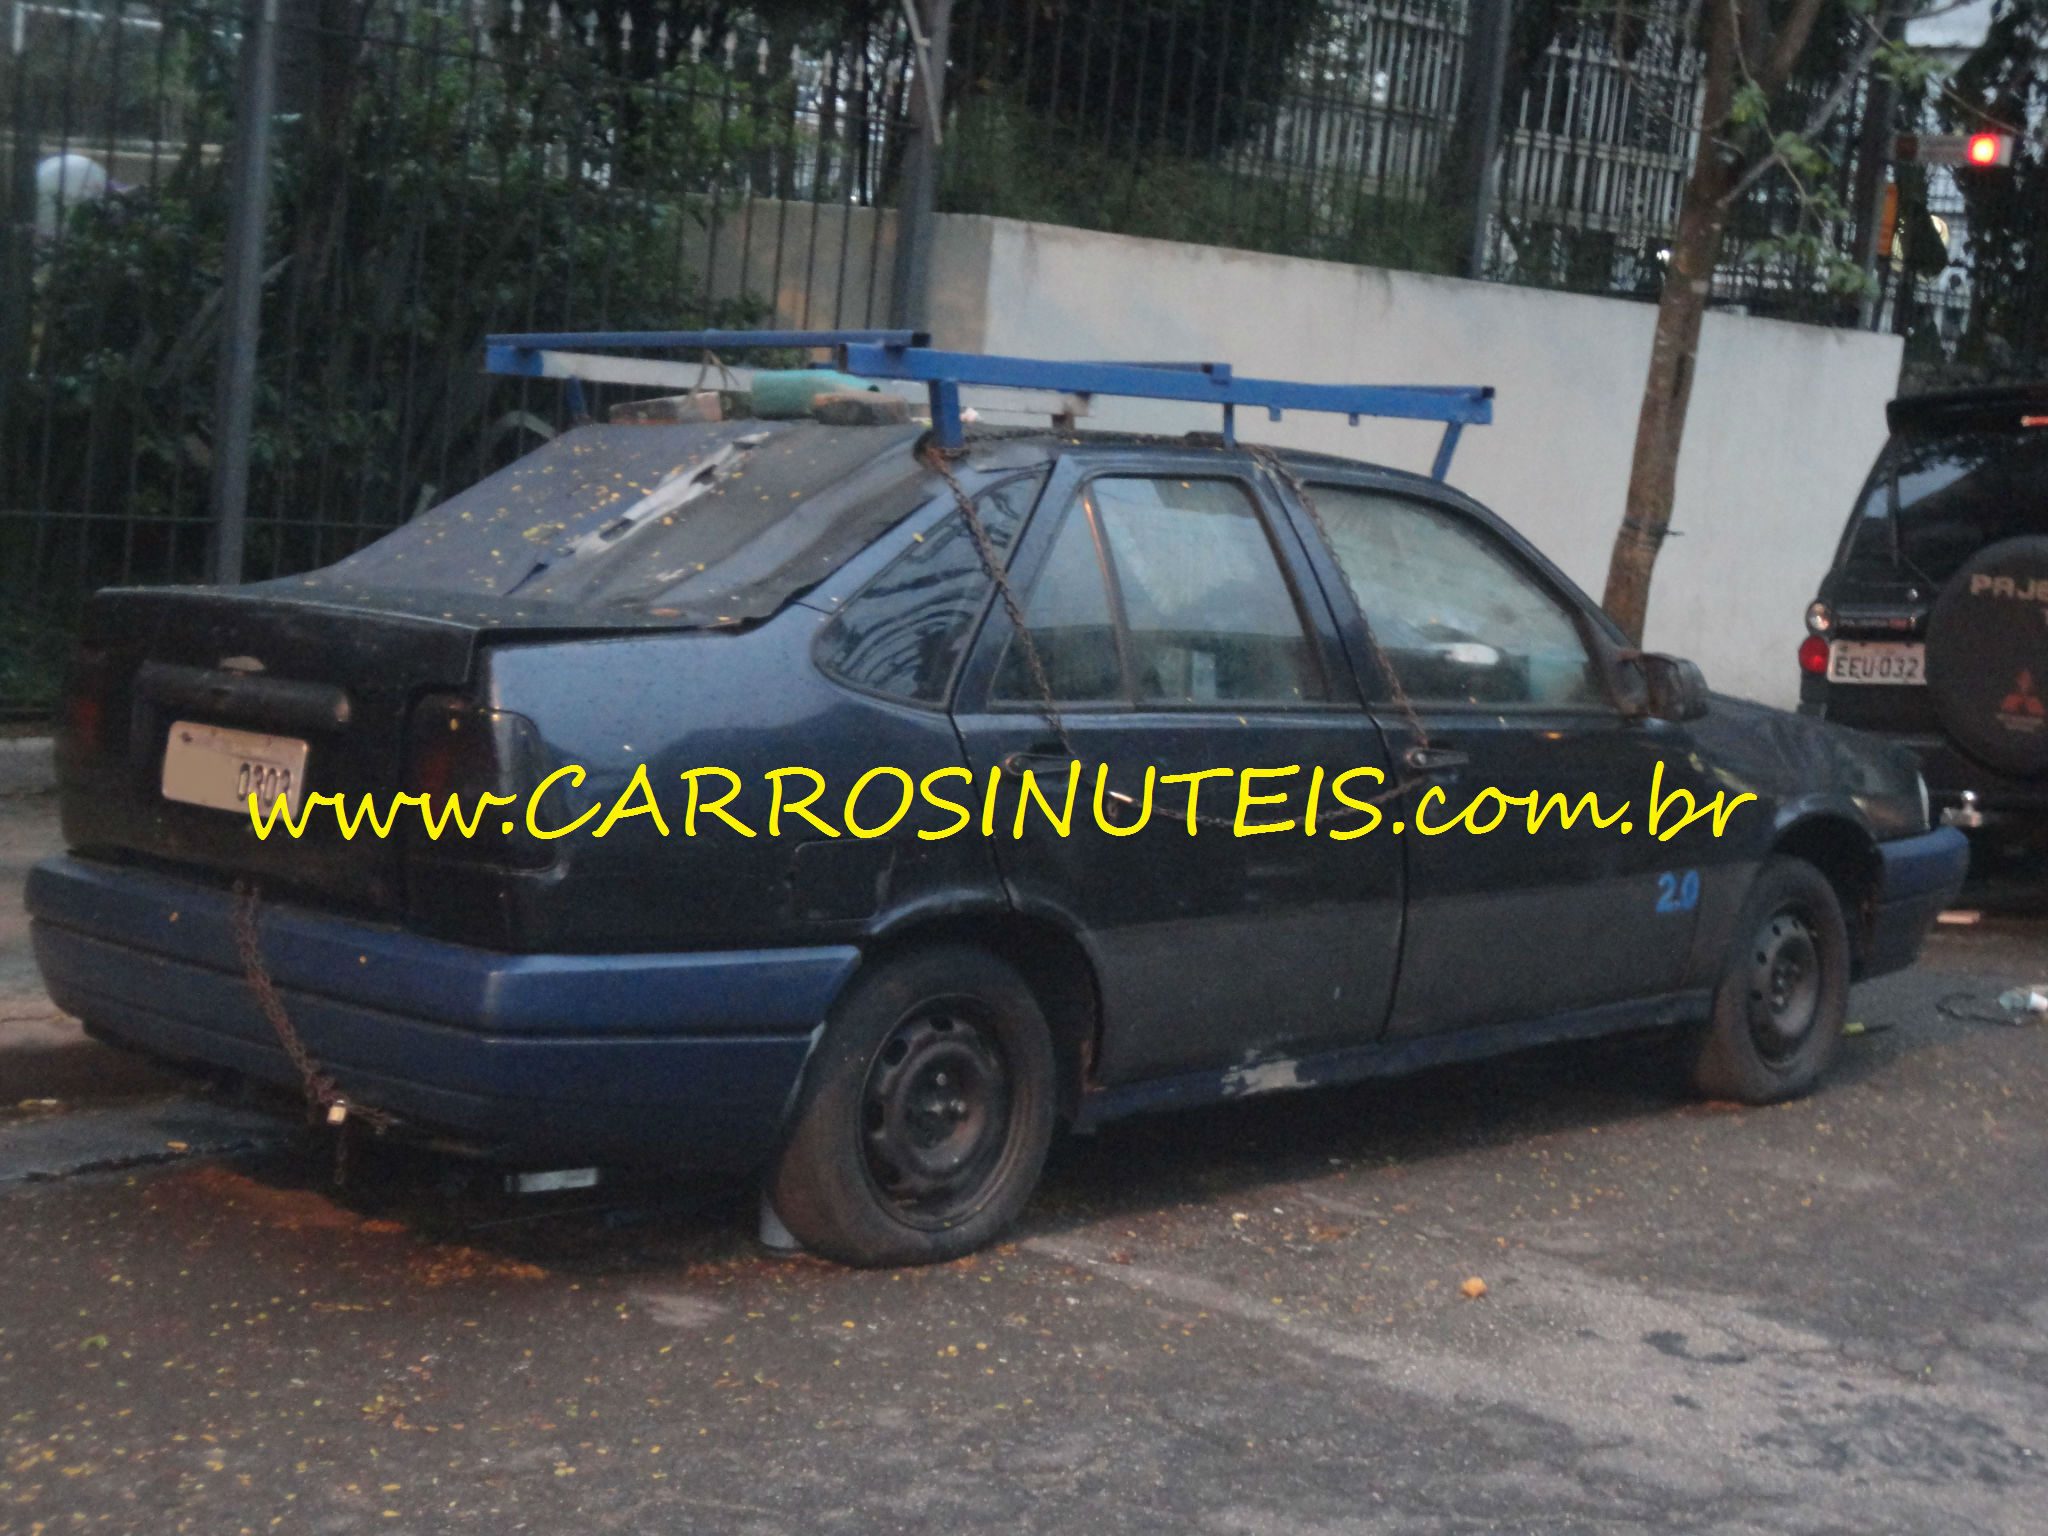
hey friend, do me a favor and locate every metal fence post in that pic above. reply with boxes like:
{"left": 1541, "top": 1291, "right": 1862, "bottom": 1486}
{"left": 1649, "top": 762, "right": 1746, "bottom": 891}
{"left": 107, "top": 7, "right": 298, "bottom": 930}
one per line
{"left": 208, "top": 0, "right": 280, "bottom": 586}
{"left": 889, "top": 0, "right": 953, "bottom": 331}
{"left": 1851, "top": 11, "right": 1905, "bottom": 331}
{"left": 1, "top": 51, "right": 39, "bottom": 427}
{"left": 1461, "top": 0, "right": 1512, "bottom": 280}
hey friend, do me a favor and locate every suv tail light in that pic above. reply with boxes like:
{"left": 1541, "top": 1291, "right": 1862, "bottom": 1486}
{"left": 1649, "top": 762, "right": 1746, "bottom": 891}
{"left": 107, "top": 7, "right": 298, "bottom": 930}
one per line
{"left": 1798, "top": 635, "right": 1831, "bottom": 676}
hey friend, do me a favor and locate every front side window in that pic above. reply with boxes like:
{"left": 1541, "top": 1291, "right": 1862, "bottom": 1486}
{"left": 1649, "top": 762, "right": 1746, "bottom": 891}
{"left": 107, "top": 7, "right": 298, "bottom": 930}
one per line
{"left": 1313, "top": 486, "right": 1603, "bottom": 708}
{"left": 993, "top": 475, "right": 1326, "bottom": 708}
{"left": 817, "top": 474, "right": 1041, "bottom": 704}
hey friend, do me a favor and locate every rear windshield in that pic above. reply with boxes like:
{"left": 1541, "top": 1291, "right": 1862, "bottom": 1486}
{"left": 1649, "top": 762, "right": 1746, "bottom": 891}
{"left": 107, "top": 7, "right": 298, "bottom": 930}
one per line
{"left": 1837, "top": 426, "right": 2048, "bottom": 584}
{"left": 296, "top": 419, "right": 934, "bottom": 626}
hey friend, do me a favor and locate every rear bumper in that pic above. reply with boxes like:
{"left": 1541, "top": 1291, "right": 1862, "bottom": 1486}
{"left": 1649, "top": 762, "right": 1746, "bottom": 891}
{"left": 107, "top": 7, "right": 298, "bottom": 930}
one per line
{"left": 1862, "top": 826, "right": 1971, "bottom": 980}
{"left": 26, "top": 855, "right": 858, "bottom": 1170}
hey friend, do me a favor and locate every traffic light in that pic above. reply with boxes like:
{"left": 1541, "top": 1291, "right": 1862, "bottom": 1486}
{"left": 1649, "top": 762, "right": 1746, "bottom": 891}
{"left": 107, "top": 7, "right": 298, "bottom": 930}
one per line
{"left": 1966, "top": 132, "right": 2014, "bottom": 167}
{"left": 1895, "top": 131, "right": 2016, "bottom": 167}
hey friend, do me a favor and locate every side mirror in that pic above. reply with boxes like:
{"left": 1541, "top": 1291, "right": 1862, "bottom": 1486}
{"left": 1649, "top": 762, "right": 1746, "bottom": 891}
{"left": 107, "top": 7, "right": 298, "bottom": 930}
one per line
{"left": 1638, "top": 653, "right": 1710, "bottom": 722}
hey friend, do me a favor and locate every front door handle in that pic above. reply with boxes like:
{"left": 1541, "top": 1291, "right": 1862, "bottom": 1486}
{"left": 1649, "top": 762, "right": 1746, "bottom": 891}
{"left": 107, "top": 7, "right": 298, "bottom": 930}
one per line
{"left": 1402, "top": 746, "right": 1470, "bottom": 774}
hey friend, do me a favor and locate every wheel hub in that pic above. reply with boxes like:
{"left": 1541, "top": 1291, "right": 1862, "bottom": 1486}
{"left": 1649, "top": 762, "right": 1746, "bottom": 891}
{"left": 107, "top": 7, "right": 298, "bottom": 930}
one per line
{"left": 1747, "top": 908, "right": 1821, "bottom": 1062}
{"left": 860, "top": 1007, "right": 1011, "bottom": 1228}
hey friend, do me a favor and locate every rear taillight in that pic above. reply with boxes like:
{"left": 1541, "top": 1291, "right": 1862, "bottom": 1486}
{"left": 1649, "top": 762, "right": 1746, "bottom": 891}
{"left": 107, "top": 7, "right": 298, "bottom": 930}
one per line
{"left": 403, "top": 694, "right": 539, "bottom": 800}
{"left": 1804, "top": 601, "right": 1834, "bottom": 636}
{"left": 402, "top": 694, "right": 549, "bottom": 870}
{"left": 1798, "top": 635, "right": 1831, "bottom": 676}
{"left": 57, "top": 647, "right": 113, "bottom": 766}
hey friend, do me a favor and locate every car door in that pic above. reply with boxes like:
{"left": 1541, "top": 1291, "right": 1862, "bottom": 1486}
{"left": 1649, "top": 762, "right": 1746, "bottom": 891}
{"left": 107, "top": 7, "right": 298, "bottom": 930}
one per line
{"left": 951, "top": 449, "right": 1406, "bottom": 1084}
{"left": 1279, "top": 474, "right": 1730, "bottom": 1037}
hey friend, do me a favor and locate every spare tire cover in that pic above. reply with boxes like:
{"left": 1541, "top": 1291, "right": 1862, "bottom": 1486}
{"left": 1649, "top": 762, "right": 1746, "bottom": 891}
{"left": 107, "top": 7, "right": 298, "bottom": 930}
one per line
{"left": 1925, "top": 535, "right": 2048, "bottom": 779}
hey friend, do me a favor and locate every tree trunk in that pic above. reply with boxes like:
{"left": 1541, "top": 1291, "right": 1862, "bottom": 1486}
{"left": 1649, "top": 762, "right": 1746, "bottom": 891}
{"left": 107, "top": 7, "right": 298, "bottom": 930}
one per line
{"left": 1600, "top": 0, "right": 1739, "bottom": 645}
{"left": 1600, "top": 161, "right": 1736, "bottom": 642}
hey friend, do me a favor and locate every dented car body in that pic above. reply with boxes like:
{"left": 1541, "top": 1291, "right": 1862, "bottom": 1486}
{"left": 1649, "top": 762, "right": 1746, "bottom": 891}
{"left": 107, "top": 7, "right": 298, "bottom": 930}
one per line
{"left": 28, "top": 352, "right": 1969, "bottom": 1264}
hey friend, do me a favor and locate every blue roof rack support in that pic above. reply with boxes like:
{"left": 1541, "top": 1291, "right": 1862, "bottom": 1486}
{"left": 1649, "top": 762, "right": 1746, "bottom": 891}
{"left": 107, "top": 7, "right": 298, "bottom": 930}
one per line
{"left": 835, "top": 341, "right": 1492, "bottom": 476}
{"left": 1430, "top": 422, "right": 1465, "bottom": 482}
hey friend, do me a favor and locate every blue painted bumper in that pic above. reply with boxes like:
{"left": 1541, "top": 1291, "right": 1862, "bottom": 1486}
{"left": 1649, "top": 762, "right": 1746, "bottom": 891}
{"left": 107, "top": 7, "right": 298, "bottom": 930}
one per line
{"left": 1863, "top": 825, "right": 1970, "bottom": 979}
{"left": 26, "top": 855, "right": 860, "bottom": 1169}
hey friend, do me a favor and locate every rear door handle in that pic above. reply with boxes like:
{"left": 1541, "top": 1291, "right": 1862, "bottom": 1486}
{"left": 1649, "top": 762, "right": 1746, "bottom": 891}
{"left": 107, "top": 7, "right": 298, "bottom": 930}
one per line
{"left": 1002, "top": 747, "right": 1073, "bottom": 777}
{"left": 1402, "top": 746, "right": 1470, "bottom": 774}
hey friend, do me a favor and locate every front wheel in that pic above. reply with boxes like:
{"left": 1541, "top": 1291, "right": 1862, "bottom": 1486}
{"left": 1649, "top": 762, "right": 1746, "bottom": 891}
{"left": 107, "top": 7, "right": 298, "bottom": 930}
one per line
{"left": 768, "top": 944, "right": 1057, "bottom": 1267}
{"left": 1689, "top": 856, "right": 1851, "bottom": 1104}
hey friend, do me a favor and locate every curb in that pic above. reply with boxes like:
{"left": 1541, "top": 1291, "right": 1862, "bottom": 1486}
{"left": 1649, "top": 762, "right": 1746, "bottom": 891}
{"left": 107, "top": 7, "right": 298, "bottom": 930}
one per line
{"left": 0, "top": 737, "right": 56, "bottom": 797}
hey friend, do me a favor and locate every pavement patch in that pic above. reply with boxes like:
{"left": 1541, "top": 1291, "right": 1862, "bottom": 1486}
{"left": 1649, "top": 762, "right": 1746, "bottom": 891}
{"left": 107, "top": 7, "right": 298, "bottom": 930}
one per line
{"left": 1023, "top": 1224, "right": 2048, "bottom": 1526}
{"left": 0, "top": 1099, "right": 283, "bottom": 1184}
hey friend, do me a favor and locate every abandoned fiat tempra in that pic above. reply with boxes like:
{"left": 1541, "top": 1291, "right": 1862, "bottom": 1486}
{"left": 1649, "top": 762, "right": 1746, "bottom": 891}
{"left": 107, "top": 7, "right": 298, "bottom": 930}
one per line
{"left": 28, "top": 334, "right": 1967, "bottom": 1265}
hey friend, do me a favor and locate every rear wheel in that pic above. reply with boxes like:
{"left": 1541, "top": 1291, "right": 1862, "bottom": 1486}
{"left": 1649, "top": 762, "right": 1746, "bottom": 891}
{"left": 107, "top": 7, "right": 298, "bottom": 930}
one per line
{"left": 769, "top": 944, "right": 1057, "bottom": 1267}
{"left": 1689, "top": 856, "right": 1850, "bottom": 1104}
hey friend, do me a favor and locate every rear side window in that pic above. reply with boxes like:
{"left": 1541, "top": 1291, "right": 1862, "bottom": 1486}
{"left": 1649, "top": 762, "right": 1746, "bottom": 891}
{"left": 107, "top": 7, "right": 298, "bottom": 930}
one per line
{"left": 1094, "top": 478, "right": 1326, "bottom": 705}
{"left": 816, "top": 474, "right": 1042, "bottom": 704}
{"left": 991, "top": 497, "right": 1124, "bottom": 703}
{"left": 1840, "top": 428, "right": 2048, "bottom": 583}
{"left": 992, "top": 475, "right": 1326, "bottom": 707}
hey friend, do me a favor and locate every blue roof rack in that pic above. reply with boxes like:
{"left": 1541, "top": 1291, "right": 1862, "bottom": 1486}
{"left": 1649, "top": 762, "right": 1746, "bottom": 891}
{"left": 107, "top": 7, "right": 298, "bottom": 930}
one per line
{"left": 482, "top": 328, "right": 1492, "bottom": 480}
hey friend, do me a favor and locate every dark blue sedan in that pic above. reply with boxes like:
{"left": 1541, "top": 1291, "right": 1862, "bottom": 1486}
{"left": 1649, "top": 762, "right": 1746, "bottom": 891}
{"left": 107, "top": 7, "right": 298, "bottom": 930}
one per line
{"left": 28, "top": 340, "right": 1966, "bottom": 1265}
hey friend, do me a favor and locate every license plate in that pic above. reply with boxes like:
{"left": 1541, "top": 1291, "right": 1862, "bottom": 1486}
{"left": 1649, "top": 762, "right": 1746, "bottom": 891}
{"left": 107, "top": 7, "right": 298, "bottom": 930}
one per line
{"left": 1828, "top": 641, "right": 1925, "bottom": 686}
{"left": 161, "top": 721, "right": 309, "bottom": 817}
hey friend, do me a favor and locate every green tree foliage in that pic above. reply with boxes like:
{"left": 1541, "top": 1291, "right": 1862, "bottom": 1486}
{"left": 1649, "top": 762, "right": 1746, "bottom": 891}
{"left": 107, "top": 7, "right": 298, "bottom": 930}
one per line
{"left": 955, "top": 0, "right": 1323, "bottom": 153}
{"left": 939, "top": 0, "right": 1465, "bottom": 263}
{"left": 6, "top": 4, "right": 767, "bottom": 611}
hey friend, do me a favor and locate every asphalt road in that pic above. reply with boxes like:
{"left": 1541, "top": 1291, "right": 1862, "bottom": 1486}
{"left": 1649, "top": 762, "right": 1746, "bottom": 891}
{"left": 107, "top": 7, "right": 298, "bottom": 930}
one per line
{"left": 3, "top": 791, "right": 2047, "bottom": 1534}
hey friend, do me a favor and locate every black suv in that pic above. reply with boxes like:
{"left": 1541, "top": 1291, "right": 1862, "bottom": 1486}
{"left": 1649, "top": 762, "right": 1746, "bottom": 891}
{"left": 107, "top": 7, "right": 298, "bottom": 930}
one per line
{"left": 27, "top": 341, "right": 1967, "bottom": 1266}
{"left": 1802, "top": 384, "right": 2048, "bottom": 834}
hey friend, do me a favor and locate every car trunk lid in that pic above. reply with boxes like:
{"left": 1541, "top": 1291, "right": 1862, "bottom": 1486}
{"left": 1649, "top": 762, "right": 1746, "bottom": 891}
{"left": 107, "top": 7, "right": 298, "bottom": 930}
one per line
{"left": 60, "top": 586, "right": 485, "bottom": 915}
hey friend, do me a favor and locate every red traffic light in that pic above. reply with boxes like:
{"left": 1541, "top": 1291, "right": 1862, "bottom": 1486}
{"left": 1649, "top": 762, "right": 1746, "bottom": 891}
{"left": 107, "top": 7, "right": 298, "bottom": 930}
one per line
{"left": 1895, "top": 131, "right": 2015, "bottom": 167}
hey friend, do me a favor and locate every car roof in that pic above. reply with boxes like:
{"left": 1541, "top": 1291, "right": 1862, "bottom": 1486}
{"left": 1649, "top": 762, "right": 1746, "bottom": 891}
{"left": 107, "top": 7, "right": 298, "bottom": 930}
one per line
{"left": 1887, "top": 383, "right": 2048, "bottom": 436}
{"left": 958, "top": 426, "right": 1452, "bottom": 494}
{"left": 261, "top": 418, "right": 1473, "bottom": 636}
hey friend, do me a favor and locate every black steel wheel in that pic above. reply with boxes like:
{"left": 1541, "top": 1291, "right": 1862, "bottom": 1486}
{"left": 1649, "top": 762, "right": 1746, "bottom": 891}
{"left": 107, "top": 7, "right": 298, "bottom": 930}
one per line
{"left": 1691, "top": 856, "right": 1850, "bottom": 1104}
{"left": 770, "top": 944, "right": 1057, "bottom": 1267}
{"left": 1744, "top": 905, "right": 1825, "bottom": 1066}
{"left": 859, "top": 1002, "right": 1014, "bottom": 1229}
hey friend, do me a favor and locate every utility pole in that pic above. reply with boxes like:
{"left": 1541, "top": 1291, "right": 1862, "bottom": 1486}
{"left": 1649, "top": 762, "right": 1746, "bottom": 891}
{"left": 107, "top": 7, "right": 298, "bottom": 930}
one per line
{"left": 889, "top": 0, "right": 953, "bottom": 331}
{"left": 208, "top": 0, "right": 280, "bottom": 586}
{"left": 1461, "top": 0, "right": 1513, "bottom": 280}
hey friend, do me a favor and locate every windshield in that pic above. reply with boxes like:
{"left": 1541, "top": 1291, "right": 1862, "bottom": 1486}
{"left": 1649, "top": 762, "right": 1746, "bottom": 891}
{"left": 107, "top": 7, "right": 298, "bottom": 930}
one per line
{"left": 1838, "top": 426, "right": 2048, "bottom": 585}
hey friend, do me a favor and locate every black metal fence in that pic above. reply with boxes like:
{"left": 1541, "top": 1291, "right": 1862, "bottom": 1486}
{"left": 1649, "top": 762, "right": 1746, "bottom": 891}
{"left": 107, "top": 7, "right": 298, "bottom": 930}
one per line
{"left": 0, "top": 0, "right": 2022, "bottom": 715}
{"left": 2, "top": 0, "right": 925, "bottom": 711}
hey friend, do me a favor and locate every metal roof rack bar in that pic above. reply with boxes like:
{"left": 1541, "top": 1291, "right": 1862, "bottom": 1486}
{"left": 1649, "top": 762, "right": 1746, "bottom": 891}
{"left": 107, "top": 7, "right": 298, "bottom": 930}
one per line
{"left": 835, "top": 340, "right": 1492, "bottom": 477}
{"left": 483, "top": 330, "right": 931, "bottom": 398}
{"left": 488, "top": 329, "right": 926, "bottom": 355}
{"left": 479, "top": 329, "right": 1493, "bottom": 480}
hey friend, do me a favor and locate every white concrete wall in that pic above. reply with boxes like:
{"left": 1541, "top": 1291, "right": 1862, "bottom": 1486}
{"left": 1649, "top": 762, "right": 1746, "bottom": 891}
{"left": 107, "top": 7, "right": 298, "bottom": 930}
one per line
{"left": 926, "top": 216, "right": 1901, "bottom": 708}
{"left": 713, "top": 203, "right": 1900, "bottom": 706}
